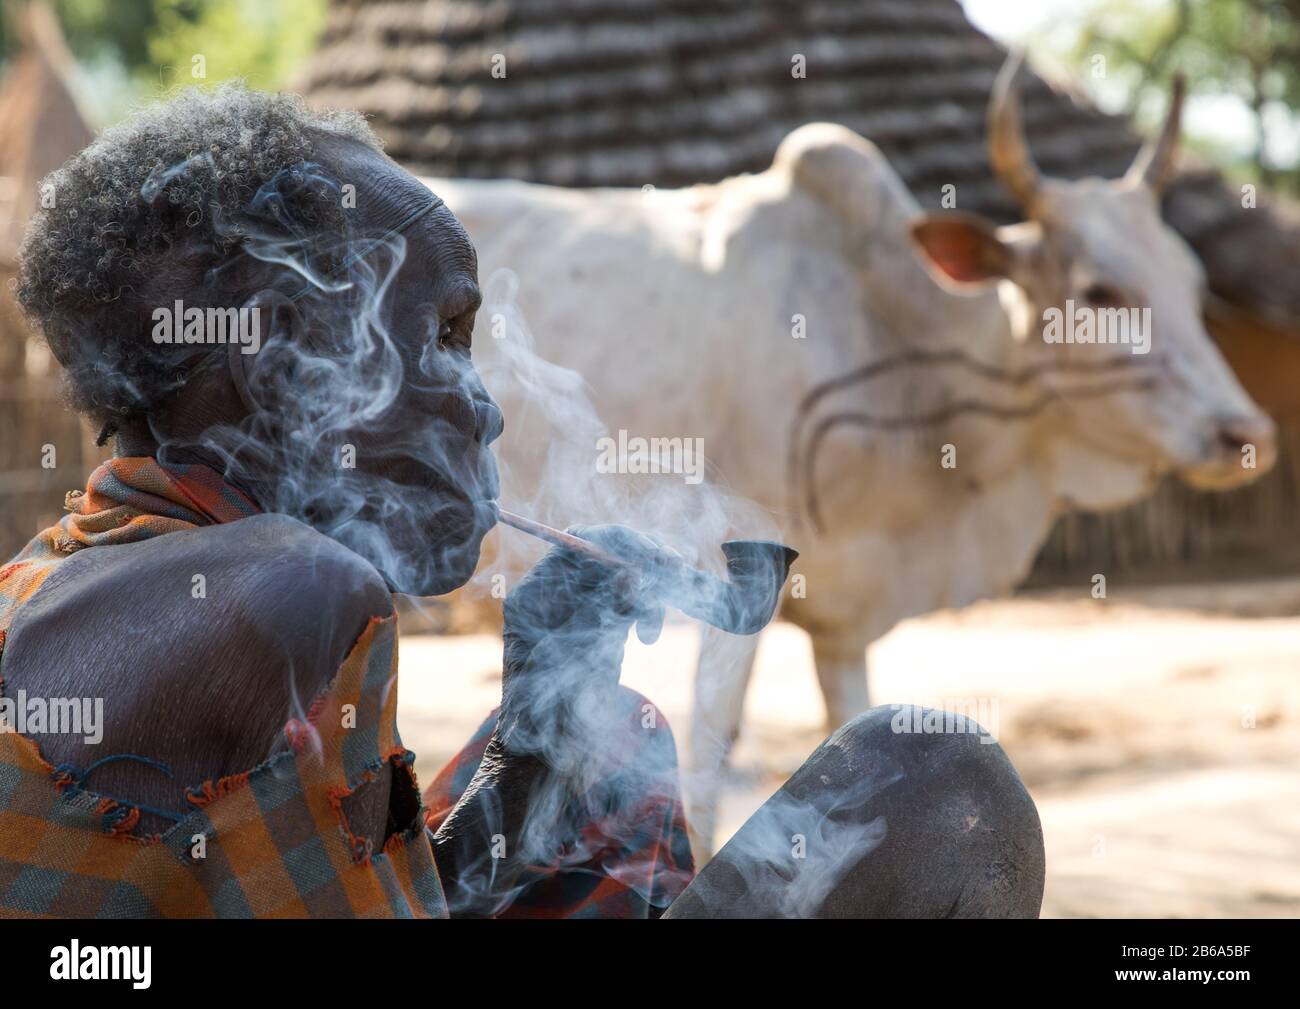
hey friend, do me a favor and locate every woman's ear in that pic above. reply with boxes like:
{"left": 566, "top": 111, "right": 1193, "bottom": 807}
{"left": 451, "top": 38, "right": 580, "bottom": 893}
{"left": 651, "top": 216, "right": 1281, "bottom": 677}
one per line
{"left": 227, "top": 289, "right": 305, "bottom": 414}
{"left": 909, "top": 212, "right": 1014, "bottom": 292}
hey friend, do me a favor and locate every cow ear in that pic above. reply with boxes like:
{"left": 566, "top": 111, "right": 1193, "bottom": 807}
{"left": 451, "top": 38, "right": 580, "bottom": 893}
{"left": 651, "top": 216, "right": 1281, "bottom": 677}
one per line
{"left": 909, "top": 212, "right": 1013, "bottom": 291}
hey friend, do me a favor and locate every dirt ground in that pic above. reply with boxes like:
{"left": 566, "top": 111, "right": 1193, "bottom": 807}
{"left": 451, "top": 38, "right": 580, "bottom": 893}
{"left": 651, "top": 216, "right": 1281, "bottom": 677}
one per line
{"left": 396, "top": 577, "right": 1300, "bottom": 918}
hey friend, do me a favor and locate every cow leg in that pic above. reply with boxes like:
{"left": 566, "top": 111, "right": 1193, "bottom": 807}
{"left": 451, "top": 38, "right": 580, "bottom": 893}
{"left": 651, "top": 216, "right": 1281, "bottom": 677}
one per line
{"left": 685, "top": 626, "right": 761, "bottom": 861}
{"left": 811, "top": 630, "right": 871, "bottom": 730}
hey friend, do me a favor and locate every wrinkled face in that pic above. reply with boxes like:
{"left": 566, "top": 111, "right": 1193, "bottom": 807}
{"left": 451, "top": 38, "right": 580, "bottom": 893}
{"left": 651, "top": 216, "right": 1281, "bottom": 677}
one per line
{"left": 332, "top": 140, "right": 502, "bottom": 594}
{"left": 233, "top": 137, "right": 502, "bottom": 595}
{"left": 1003, "top": 178, "right": 1276, "bottom": 489}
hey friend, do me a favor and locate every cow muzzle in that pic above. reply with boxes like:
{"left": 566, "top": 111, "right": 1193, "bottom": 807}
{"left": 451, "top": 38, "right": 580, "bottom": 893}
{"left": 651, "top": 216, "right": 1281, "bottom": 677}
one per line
{"left": 1181, "top": 412, "right": 1278, "bottom": 490}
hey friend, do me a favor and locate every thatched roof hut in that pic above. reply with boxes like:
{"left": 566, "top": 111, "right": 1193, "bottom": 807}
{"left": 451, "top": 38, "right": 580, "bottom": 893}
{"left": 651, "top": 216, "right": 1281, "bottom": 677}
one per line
{"left": 0, "top": 2, "right": 101, "bottom": 561}
{"left": 297, "top": 0, "right": 1300, "bottom": 580}
{"left": 0, "top": 2, "right": 93, "bottom": 259}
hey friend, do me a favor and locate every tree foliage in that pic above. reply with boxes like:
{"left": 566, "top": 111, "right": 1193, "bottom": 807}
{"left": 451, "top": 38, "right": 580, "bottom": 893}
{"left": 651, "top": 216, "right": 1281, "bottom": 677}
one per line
{"left": 0, "top": 0, "right": 327, "bottom": 120}
{"left": 1058, "top": 0, "right": 1300, "bottom": 190}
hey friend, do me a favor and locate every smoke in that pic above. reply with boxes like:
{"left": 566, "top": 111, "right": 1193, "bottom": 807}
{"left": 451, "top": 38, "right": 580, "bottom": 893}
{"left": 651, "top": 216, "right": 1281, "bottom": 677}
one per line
{"left": 137, "top": 152, "right": 826, "bottom": 913}
{"left": 685, "top": 763, "right": 900, "bottom": 918}
{"left": 469, "top": 334, "right": 932, "bottom": 914}
{"left": 142, "top": 156, "right": 493, "bottom": 607}
{"left": 470, "top": 265, "right": 779, "bottom": 581}
{"left": 440, "top": 266, "right": 812, "bottom": 913}
{"left": 127, "top": 153, "right": 504, "bottom": 774}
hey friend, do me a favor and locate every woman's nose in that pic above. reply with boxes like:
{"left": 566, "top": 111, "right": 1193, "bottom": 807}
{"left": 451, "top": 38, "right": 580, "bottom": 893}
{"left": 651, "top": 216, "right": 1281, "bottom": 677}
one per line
{"left": 474, "top": 391, "right": 504, "bottom": 446}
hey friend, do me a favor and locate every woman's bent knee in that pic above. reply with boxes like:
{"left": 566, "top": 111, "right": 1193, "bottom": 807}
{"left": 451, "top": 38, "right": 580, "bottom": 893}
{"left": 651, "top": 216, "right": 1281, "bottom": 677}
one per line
{"left": 666, "top": 704, "right": 1044, "bottom": 917}
{"left": 821, "top": 704, "right": 1045, "bottom": 916}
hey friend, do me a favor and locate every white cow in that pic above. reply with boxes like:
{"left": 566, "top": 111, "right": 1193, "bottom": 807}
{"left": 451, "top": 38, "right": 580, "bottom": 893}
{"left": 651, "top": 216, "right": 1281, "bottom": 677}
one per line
{"left": 424, "top": 57, "right": 1277, "bottom": 853}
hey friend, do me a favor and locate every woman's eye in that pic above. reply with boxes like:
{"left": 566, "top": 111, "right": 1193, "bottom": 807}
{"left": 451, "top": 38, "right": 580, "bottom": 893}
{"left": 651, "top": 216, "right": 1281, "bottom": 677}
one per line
{"left": 1082, "top": 283, "right": 1124, "bottom": 307}
{"left": 434, "top": 311, "right": 475, "bottom": 352}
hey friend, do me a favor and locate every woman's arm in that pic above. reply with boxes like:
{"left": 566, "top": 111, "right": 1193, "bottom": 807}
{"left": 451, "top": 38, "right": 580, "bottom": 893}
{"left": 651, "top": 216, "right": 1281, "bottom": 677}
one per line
{"left": 429, "top": 525, "right": 666, "bottom": 916}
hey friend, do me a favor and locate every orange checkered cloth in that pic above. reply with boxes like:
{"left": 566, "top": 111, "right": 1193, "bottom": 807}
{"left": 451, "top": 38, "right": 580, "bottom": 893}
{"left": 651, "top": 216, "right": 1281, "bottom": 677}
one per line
{"left": 0, "top": 458, "right": 692, "bottom": 917}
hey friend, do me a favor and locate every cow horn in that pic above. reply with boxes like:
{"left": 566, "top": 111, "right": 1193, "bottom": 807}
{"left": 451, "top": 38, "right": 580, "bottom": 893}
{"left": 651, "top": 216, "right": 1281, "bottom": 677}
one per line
{"left": 1125, "top": 72, "right": 1185, "bottom": 194}
{"left": 988, "top": 50, "right": 1042, "bottom": 214}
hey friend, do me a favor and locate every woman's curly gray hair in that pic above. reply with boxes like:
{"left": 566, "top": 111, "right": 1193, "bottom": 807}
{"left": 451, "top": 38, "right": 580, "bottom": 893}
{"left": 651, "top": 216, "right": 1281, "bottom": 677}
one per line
{"left": 17, "top": 83, "right": 381, "bottom": 430}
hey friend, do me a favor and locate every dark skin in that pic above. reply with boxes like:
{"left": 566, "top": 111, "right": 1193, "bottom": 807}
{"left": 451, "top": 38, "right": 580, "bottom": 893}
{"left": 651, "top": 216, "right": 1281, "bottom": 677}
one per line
{"left": 4, "top": 134, "right": 1046, "bottom": 916}
{"left": 4, "top": 133, "right": 495, "bottom": 853}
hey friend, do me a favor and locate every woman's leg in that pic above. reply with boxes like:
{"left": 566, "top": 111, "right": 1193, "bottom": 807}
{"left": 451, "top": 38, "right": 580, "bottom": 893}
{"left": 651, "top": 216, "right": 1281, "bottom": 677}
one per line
{"left": 664, "top": 704, "right": 1045, "bottom": 918}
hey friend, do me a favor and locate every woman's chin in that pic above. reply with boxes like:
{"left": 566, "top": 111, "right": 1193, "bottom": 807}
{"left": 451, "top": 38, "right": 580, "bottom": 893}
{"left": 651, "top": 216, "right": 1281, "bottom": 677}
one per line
{"left": 401, "top": 562, "right": 477, "bottom": 597}
{"left": 389, "top": 522, "right": 490, "bottom": 597}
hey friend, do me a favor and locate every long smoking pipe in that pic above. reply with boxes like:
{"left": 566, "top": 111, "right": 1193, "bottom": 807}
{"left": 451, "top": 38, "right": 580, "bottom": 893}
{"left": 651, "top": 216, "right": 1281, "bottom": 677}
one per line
{"left": 497, "top": 509, "right": 798, "bottom": 636}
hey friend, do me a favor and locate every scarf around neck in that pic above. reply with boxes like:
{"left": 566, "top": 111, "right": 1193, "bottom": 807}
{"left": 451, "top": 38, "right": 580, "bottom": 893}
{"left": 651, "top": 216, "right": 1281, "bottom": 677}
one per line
{"left": 0, "top": 456, "right": 260, "bottom": 639}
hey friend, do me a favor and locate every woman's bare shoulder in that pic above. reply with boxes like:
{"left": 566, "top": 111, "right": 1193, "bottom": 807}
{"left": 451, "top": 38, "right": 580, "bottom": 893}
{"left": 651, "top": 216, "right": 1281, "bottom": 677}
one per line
{"left": 11, "top": 512, "right": 393, "bottom": 666}
{"left": 0, "top": 514, "right": 396, "bottom": 822}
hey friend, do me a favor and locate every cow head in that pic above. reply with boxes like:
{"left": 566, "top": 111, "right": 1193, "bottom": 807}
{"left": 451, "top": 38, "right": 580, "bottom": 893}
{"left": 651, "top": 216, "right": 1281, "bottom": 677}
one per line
{"left": 909, "top": 54, "right": 1276, "bottom": 491}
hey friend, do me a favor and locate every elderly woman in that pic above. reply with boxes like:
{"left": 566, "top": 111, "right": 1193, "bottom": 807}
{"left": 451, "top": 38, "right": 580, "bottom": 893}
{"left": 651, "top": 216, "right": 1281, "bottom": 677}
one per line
{"left": 0, "top": 87, "right": 1043, "bottom": 918}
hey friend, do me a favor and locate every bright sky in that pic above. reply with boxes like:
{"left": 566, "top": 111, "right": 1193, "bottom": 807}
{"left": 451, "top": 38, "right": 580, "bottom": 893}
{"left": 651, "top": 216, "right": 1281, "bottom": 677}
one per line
{"left": 963, "top": 0, "right": 1074, "bottom": 39}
